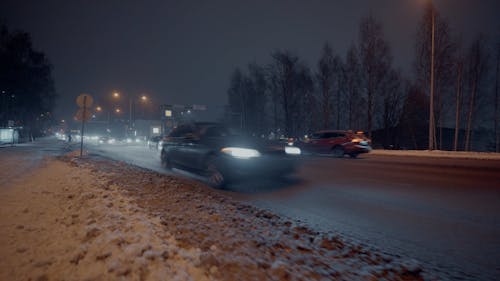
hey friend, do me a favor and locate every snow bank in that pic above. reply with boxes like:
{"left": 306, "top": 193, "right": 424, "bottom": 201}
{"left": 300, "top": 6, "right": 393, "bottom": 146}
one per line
{"left": 0, "top": 152, "right": 430, "bottom": 280}
{"left": 0, "top": 157, "right": 213, "bottom": 281}
{"left": 371, "top": 149, "right": 500, "bottom": 160}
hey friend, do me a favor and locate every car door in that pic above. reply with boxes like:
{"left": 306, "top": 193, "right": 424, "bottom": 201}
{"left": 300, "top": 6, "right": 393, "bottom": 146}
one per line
{"left": 165, "top": 125, "right": 192, "bottom": 167}
{"left": 176, "top": 126, "right": 207, "bottom": 170}
{"left": 325, "top": 132, "right": 347, "bottom": 153}
{"left": 304, "top": 133, "right": 323, "bottom": 153}
{"left": 317, "top": 132, "right": 337, "bottom": 153}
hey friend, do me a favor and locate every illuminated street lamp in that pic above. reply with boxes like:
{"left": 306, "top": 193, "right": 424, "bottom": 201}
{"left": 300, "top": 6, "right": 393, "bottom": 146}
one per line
{"left": 111, "top": 91, "right": 149, "bottom": 134}
{"left": 115, "top": 108, "right": 121, "bottom": 113}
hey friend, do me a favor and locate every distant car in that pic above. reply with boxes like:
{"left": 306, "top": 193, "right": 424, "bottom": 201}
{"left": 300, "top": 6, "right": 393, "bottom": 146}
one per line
{"left": 297, "top": 130, "right": 371, "bottom": 158}
{"left": 160, "top": 122, "right": 301, "bottom": 188}
{"left": 98, "top": 136, "right": 116, "bottom": 144}
{"left": 147, "top": 136, "right": 162, "bottom": 149}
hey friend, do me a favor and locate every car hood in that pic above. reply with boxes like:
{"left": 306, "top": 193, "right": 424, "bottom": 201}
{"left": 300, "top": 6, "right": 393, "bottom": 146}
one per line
{"left": 210, "top": 136, "right": 287, "bottom": 154}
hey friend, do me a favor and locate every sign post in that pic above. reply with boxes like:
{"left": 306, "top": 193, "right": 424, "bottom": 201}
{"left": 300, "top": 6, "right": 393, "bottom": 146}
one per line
{"left": 75, "top": 94, "right": 93, "bottom": 157}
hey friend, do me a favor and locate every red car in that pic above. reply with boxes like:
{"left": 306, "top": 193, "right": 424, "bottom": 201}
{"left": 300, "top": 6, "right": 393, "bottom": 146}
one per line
{"left": 297, "top": 130, "right": 371, "bottom": 158}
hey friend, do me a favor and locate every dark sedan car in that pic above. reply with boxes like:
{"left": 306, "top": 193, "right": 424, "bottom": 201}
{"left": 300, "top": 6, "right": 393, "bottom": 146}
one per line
{"left": 160, "top": 122, "right": 301, "bottom": 188}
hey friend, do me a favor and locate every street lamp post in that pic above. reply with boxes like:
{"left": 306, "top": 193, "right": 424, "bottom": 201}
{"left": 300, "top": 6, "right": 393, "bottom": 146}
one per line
{"left": 112, "top": 92, "right": 148, "bottom": 136}
{"left": 428, "top": 2, "right": 436, "bottom": 150}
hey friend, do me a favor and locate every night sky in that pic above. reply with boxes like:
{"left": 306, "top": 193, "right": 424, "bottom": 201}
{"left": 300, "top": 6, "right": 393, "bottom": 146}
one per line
{"left": 1, "top": 0, "right": 499, "bottom": 121}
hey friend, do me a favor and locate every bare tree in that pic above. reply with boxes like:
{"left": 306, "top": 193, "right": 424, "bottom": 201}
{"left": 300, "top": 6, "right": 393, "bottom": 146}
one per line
{"left": 268, "top": 51, "right": 297, "bottom": 136}
{"left": 358, "top": 13, "right": 392, "bottom": 139}
{"left": 315, "top": 43, "right": 335, "bottom": 129}
{"left": 268, "top": 50, "right": 312, "bottom": 137}
{"left": 246, "top": 63, "right": 268, "bottom": 136}
{"left": 399, "top": 84, "right": 428, "bottom": 149}
{"left": 495, "top": 40, "right": 500, "bottom": 152}
{"left": 333, "top": 55, "right": 343, "bottom": 129}
{"left": 295, "top": 64, "right": 315, "bottom": 134}
{"left": 452, "top": 36, "right": 466, "bottom": 152}
{"left": 343, "top": 45, "right": 363, "bottom": 130}
{"left": 226, "top": 68, "right": 245, "bottom": 128}
{"left": 378, "top": 69, "right": 405, "bottom": 148}
{"left": 464, "top": 35, "right": 489, "bottom": 151}
{"left": 453, "top": 52, "right": 464, "bottom": 151}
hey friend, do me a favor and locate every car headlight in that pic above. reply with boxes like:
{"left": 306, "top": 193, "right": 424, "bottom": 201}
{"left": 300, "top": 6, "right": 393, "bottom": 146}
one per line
{"left": 285, "top": 146, "right": 301, "bottom": 155}
{"left": 221, "top": 147, "right": 261, "bottom": 159}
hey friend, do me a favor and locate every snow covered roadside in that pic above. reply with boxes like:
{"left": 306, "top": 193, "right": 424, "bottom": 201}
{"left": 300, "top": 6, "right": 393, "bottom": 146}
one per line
{"left": 0, "top": 151, "right": 428, "bottom": 281}
{"left": 0, "top": 152, "right": 209, "bottom": 281}
{"left": 371, "top": 149, "right": 500, "bottom": 160}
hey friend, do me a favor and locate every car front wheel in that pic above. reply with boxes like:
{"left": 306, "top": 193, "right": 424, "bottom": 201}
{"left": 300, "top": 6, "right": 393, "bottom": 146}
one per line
{"left": 331, "top": 146, "right": 344, "bottom": 158}
{"left": 205, "top": 156, "right": 226, "bottom": 189}
{"left": 161, "top": 150, "right": 172, "bottom": 169}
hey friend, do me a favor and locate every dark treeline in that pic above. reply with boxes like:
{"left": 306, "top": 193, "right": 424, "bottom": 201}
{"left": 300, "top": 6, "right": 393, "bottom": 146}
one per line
{"left": 225, "top": 4, "right": 500, "bottom": 152}
{"left": 0, "top": 23, "right": 56, "bottom": 137}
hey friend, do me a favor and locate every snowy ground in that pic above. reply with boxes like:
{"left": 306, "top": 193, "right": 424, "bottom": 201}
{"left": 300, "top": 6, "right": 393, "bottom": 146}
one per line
{"left": 0, "top": 147, "right": 428, "bottom": 281}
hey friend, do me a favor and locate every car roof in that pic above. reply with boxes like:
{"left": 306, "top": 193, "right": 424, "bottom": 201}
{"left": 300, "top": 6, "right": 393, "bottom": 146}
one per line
{"left": 175, "top": 122, "right": 220, "bottom": 128}
{"left": 172, "top": 122, "right": 226, "bottom": 134}
{"left": 314, "top": 130, "right": 353, "bottom": 134}
{"left": 194, "top": 122, "right": 220, "bottom": 128}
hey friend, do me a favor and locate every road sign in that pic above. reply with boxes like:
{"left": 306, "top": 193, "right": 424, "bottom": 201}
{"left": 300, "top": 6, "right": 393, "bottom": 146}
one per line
{"left": 76, "top": 94, "right": 93, "bottom": 108}
{"left": 75, "top": 108, "right": 92, "bottom": 122}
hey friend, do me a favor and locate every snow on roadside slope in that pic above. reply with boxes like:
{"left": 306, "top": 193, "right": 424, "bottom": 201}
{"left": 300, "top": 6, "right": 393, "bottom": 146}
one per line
{"left": 0, "top": 152, "right": 429, "bottom": 281}
{"left": 0, "top": 155, "right": 211, "bottom": 281}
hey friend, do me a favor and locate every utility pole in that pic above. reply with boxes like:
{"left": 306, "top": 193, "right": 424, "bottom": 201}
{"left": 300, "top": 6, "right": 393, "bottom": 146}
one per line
{"left": 495, "top": 42, "right": 499, "bottom": 152}
{"left": 428, "top": 3, "right": 436, "bottom": 150}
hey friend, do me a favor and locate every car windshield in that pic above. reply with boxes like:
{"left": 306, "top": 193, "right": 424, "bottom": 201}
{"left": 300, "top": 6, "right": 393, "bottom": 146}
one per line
{"left": 202, "top": 125, "right": 240, "bottom": 137}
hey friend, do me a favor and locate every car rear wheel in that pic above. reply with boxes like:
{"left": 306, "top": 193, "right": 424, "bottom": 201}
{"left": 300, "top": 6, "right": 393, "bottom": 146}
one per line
{"left": 161, "top": 150, "right": 172, "bottom": 170}
{"left": 205, "top": 156, "right": 226, "bottom": 189}
{"left": 331, "top": 146, "right": 344, "bottom": 158}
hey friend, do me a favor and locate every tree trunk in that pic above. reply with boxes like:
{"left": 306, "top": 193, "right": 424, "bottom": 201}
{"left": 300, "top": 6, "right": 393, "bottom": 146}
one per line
{"left": 322, "top": 84, "right": 330, "bottom": 129}
{"left": 465, "top": 79, "right": 477, "bottom": 151}
{"left": 453, "top": 61, "right": 463, "bottom": 151}
{"left": 495, "top": 45, "right": 499, "bottom": 152}
{"left": 367, "top": 75, "right": 373, "bottom": 139}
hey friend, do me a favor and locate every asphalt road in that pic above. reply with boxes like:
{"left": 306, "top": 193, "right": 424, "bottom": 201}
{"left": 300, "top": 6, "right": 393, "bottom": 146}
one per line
{"left": 4, "top": 139, "right": 498, "bottom": 280}
{"left": 243, "top": 154, "right": 500, "bottom": 281}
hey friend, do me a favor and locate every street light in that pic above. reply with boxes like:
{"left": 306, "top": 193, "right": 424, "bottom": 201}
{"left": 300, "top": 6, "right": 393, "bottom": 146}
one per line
{"left": 428, "top": 1, "right": 436, "bottom": 150}
{"left": 111, "top": 91, "right": 149, "bottom": 135}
